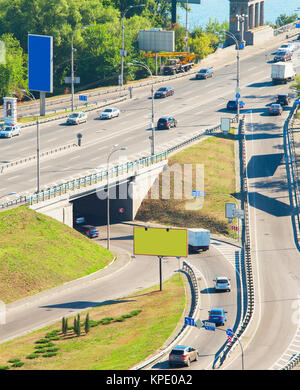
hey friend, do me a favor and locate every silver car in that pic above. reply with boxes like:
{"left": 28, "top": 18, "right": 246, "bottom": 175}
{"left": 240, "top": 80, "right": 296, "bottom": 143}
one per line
{"left": 99, "top": 107, "right": 120, "bottom": 119}
{"left": 0, "top": 124, "right": 21, "bottom": 138}
{"left": 214, "top": 276, "right": 231, "bottom": 292}
{"left": 67, "top": 112, "right": 87, "bottom": 125}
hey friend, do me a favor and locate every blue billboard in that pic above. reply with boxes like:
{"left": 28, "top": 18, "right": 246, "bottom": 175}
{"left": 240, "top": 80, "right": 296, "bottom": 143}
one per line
{"left": 28, "top": 34, "right": 53, "bottom": 93}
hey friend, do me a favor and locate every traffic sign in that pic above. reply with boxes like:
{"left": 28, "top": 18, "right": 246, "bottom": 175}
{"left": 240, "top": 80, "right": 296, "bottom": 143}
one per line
{"left": 235, "top": 93, "right": 240, "bottom": 99}
{"left": 192, "top": 190, "right": 206, "bottom": 197}
{"left": 195, "top": 319, "right": 204, "bottom": 329}
{"left": 226, "top": 328, "right": 234, "bottom": 337}
{"left": 79, "top": 95, "right": 87, "bottom": 102}
{"left": 184, "top": 317, "right": 195, "bottom": 326}
{"left": 231, "top": 225, "right": 238, "bottom": 231}
{"left": 203, "top": 321, "right": 215, "bottom": 331}
{"left": 118, "top": 207, "right": 125, "bottom": 213}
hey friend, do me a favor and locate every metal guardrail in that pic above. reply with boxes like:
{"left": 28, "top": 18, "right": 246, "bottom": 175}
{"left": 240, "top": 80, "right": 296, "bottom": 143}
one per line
{"left": 214, "top": 115, "right": 254, "bottom": 368}
{"left": 0, "top": 114, "right": 237, "bottom": 209}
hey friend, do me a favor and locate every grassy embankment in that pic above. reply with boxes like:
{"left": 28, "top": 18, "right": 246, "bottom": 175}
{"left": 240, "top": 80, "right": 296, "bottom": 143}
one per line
{"left": 0, "top": 206, "right": 113, "bottom": 303}
{"left": 0, "top": 275, "right": 185, "bottom": 370}
{"left": 135, "top": 130, "right": 238, "bottom": 238}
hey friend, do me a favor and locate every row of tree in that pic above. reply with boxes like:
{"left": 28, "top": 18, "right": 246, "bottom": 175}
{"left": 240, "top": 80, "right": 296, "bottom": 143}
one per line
{"left": 0, "top": 0, "right": 295, "bottom": 102}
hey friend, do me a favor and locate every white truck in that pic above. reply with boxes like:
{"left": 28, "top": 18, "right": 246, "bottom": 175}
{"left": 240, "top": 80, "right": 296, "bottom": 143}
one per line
{"left": 271, "top": 62, "right": 295, "bottom": 84}
{"left": 188, "top": 228, "right": 210, "bottom": 253}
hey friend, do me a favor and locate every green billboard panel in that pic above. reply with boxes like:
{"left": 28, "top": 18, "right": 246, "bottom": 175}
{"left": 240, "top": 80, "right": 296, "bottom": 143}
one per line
{"left": 133, "top": 226, "right": 188, "bottom": 257}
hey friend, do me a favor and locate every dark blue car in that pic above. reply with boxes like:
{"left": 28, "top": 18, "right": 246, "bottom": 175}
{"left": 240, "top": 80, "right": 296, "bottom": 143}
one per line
{"left": 208, "top": 308, "right": 227, "bottom": 326}
{"left": 226, "top": 99, "right": 245, "bottom": 110}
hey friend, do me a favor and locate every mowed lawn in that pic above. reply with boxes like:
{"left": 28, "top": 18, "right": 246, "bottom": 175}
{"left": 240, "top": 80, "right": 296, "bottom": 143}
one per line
{"left": 136, "top": 131, "right": 238, "bottom": 238}
{"left": 0, "top": 276, "right": 185, "bottom": 370}
{"left": 0, "top": 206, "right": 114, "bottom": 303}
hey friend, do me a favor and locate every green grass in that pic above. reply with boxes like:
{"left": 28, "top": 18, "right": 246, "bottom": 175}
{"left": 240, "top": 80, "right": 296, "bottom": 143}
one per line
{"left": 0, "top": 275, "right": 185, "bottom": 370}
{"left": 135, "top": 130, "right": 238, "bottom": 238}
{"left": 0, "top": 206, "right": 114, "bottom": 303}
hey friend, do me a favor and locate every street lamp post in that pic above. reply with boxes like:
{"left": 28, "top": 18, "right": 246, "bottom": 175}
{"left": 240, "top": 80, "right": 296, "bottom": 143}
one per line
{"left": 222, "top": 30, "right": 240, "bottom": 123}
{"left": 127, "top": 60, "right": 155, "bottom": 155}
{"left": 11, "top": 90, "right": 40, "bottom": 193}
{"left": 71, "top": 25, "right": 95, "bottom": 112}
{"left": 120, "top": 4, "right": 145, "bottom": 87}
{"left": 106, "top": 144, "right": 127, "bottom": 250}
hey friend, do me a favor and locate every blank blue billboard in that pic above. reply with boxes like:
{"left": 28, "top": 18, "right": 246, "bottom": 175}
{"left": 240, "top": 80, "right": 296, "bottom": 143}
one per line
{"left": 28, "top": 34, "right": 53, "bottom": 93}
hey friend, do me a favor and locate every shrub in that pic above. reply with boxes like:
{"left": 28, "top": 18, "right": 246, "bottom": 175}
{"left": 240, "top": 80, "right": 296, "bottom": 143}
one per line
{"left": 0, "top": 366, "right": 9, "bottom": 370}
{"left": 34, "top": 349, "right": 47, "bottom": 354}
{"left": 35, "top": 338, "right": 49, "bottom": 344}
{"left": 8, "top": 358, "right": 20, "bottom": 363}
{"left": 42, "top": 352, "right": 57, "bottom": 358}
{"left": 35, "top": 342, "right": 54, "bottom": 349}
{"left": 46, "top": 347, "right": 59, "bottom": 353}
{"left": 26, "top": 354, "right": 39, "bottom": 359}
{"left": 114, "top": 317, "right": 125, "bottom": 322}
{"left": 130, "top": 310, "right": 142, "bottom": 316}
{"left": 89, "top": 319, "right": 100, "bottom": 327}
{"left": 11, "top": 362, "right": 24, "bottom": 367}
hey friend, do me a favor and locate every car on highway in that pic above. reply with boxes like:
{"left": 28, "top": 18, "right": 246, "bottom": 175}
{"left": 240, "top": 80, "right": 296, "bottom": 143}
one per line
{"left": 226, "top": 99, "right": 245, "bottom": 110}
{"left": 0, "top": 124, "right": 21, "bottom": 138}
{"left": 276, "top": 94, "right": 291, "bottom": 106}
{"left": 279, "top": 43, "right": 295, "bottom": 52}
{"left": 208, "top": 308, "right": 227, "bottom": 326}
{"left": 273, "top": 51, "right": 292, "bottom": 62}
{"left": 99, "top": 107, "right": 120, "bottom": 119}
{"left": 154, "top": 86, "right": 174, "bottom": 98}
{"left": 74, "top": 215, "right": 86, "bottom": 225}
{"left": 157, "top": 116, "right": 177, "bottom": 130}
{"left": 268, "top": 103, "right": 282, "bottom": 115}
{"left": 195, "top": 67, "right": 214, "bottom": 79}
{"left": 214, "top": 276, "right": 231, "bottom": 292}
{"left": 78, "top": 225, "right": 99, "bottom": 238}
{"left": 67, "top": 112, "right": 88, "bottom": 125}
{"left": 168, "top": 345, "right": 199, "bottom": 367}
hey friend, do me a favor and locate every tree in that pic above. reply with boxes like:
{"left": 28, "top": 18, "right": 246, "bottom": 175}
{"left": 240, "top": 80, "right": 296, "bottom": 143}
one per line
{"left": 0, "top": 33, "right": 27, "bottom": 101}
{"left": 275, "top": 13, "right": 298, "bottom": 28}
{"left": 85, "top": 313, "right": 90, "bottom": 334}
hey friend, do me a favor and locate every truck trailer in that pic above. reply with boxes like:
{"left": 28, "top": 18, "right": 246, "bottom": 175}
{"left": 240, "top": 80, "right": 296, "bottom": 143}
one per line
{"left": 271, "top": 62, "right": 295, "bottom": 84}
{"left": 188, "top": 228, "right": 210, "bottom": 253}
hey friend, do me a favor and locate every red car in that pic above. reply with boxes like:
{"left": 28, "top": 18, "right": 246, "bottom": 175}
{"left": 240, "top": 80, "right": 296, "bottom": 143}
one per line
{"left": 269, "top": 103, "right": 282, "bottom": 116}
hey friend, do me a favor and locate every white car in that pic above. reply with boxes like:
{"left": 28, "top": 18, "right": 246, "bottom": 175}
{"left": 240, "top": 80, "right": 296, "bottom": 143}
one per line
{"left": 279, "top": 43, "right": 295, "bottom": 52}
{"left": 214, "top": 276, "right": 231, "bottom": 292}
{"left": 99, "top": 107, "right": 120, "bottom": 119}
{"left": 67, "top": 112, "right": 87, "bottom": 125}
{"left": 0, "top": 124, "right": 21, "bottom": 138}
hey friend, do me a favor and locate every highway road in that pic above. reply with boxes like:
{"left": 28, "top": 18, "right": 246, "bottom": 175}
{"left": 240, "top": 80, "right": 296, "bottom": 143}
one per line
{"left": 1, "top": 35, "right": 300, "bottom": 370}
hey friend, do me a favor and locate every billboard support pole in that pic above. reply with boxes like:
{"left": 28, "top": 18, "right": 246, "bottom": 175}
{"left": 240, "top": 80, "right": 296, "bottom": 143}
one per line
{"left": 40, "top": 91, "right": 46, "bottom": 117}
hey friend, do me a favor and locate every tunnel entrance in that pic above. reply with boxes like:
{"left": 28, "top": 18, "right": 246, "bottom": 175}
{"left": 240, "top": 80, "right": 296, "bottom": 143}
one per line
{"left": 71, "top": 181, "right": 133, "bottom": 227}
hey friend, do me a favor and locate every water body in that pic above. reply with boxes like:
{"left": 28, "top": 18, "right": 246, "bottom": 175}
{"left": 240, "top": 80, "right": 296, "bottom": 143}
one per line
{"left": 178, "top": 0, "right": 300, "bottom": 30}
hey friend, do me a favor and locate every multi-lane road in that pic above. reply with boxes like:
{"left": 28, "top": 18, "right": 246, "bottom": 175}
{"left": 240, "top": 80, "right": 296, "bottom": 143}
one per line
{"left": 1, "top": 35, "right": 300, "bottom": 370}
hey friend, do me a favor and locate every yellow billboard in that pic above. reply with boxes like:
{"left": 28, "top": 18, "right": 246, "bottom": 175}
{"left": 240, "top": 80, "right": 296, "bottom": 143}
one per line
{"left": 133, "top": 226, "right": 188, "bottom": 257}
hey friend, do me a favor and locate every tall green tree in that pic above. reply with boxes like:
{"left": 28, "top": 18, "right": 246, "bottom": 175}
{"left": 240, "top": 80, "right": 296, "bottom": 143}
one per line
{"left": 0, "top": 33, "right": 27, "bottom": 99}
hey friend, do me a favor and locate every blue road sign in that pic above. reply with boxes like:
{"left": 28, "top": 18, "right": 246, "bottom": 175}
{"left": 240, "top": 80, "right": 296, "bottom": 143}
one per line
{"left": 204, "top": 321, "right": 215, "bottom": 331}
{"left": 226, "top": 328, "right": 234, "bottom": 337}
{"left": 79, "top": 95, "right": 87, "bottom": 102}
{"left": 235, "top": 93, "right": 240, "bottom": 99}
{"left": 296, "top": 23, "right": 300, "bottom": 28}
{"left": 184, "top": 317, "right": 195, "bottom": 326}
{"left": 295, "top": 99, "right": 300, "bottom": 105}
{"left": 192, "top": 191, "right": 206, "bottom": 197}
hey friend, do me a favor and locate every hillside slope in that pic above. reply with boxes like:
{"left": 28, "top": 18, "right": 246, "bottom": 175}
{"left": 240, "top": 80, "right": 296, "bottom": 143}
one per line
{"left": 0, "top": 207, "right": 113, "bottom": 303}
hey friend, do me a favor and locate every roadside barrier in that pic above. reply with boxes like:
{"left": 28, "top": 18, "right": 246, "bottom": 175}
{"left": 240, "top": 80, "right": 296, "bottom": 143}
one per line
{"left": 0, "top": 115, "right": 237, "bottom": 209}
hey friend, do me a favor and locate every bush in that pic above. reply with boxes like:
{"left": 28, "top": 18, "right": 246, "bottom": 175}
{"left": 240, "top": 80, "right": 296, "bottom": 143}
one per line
{"left": 34, "top": 349, "right": 47, "bottom": 354}
{"left": 8, "top": 358, "right": 20, "bottom": 363}
{"left": 11, "top": 362, "right": 24, "bottom": 367}
{"left": 35, "top": 338, "right": 49, "bottom": 344}
{"left": 114, "top": 317, "right": 125, "bottom": 322}
{"left": 46, "top": 347, "right": 59, "bottom": 353}
{"left": 130, "top": 310, "right": 142, "bottom": 316}
{"left": 42, "top": 352, "right": 57, "bottom": 358}
{"left": 35, "top": 342, "right": 54, "bottom": 349}
{"left": 26, "top": 354, "right": 39, "bottom": 359}
{"left": 89, "top": 319, "right": 100, "bottom": 327}
{"left": 0, "top": 366, "right": 9, "bottom": 370}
